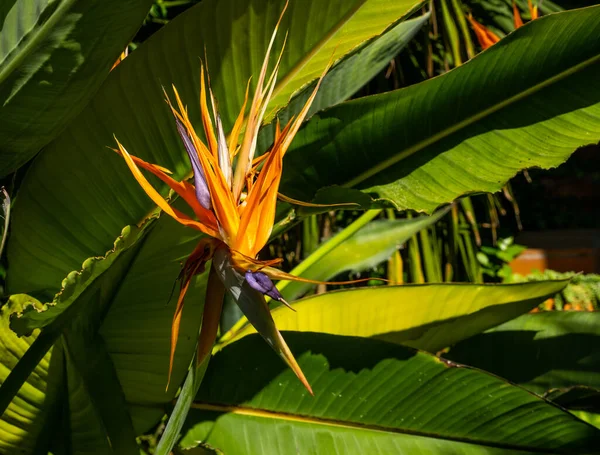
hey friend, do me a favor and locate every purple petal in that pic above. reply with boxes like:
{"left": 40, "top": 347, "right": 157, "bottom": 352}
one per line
{"left": 175, "top": 118, "right": 212, "bottom": 210}
{"left": 245, "top": 270, "right": 284, "bottom": 302}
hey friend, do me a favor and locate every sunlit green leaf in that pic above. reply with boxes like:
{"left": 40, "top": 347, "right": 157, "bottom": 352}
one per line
{"left": 227, "top": 280, "right": 568, "bottom": 353}
{"left": 182, "top": 333, "right": 600, "bottom": 454}
{"left": 280, "top": 7, "right": 600, "bottom": 212}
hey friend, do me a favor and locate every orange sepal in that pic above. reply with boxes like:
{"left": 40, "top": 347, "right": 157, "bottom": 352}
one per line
{"left": 199, "top": 65, "right": 219, "bottom": 158}
{"left": 114, "top": 139, "right": 216, "bottom": 235}
{"left": 122, "top": 152, "right": 220, "bottom": 237}
{"left": 513, "top": 1, "right": 524, "bottom": 28}
{"left": 228, "top": 80, "right": 251, "bottom": 158}
{"left": 468, "top": 14, "right": 501, "bottom": 50}
{"left": 528, "top": 0, "right": 539, "bottom": 19}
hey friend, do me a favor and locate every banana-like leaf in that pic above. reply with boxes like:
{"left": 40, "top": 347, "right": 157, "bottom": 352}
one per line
{"left": 279, "top": 209, "right": 448, "bottom": 301}
{"left": 0, "top": 295, "right": 55, "bottom": 454}
{"left": 255, "top": 11, "right": 430, "bottom": 151}
{"left": 0, "top": 0, "right": 152, "bottom": 176}
{"left": 6, "top": 0, "right": 425, "bottom": 296}
{"left": 1, "top": 214, "right": 209, "bottom": 452}
{"left": 181, "top": 332, "right": 600, "bottom": 454}
{"left": 446, "top": 311, "right": 600, "bottom": 396}
{"left": 228, "top": 280, "right": 568, "bottom": 353}
{"left": 280, "top": 6, "right": 600, "bottom": 211}
{"left": 10, "top": 222, "right": 152, "bottom": 335}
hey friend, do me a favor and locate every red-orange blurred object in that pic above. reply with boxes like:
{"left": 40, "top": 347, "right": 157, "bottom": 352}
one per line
{"left": 469, "top": 0, "right": 539, "bottom": 50}
{"left": 509, "top": 230, "right": 600, "bottom": 275}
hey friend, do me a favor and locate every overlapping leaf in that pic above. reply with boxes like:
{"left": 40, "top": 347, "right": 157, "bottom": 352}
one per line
{"left": 446, "top": 311, "right": 600, "bottom": 395}
{"left": 0, "top": 0, "right": 153, "bottom": 176}
{"left": 278, "top": 209, "right": 447, "bottom": 301}
{"left": 0, "top": 295, "right": 53, "bottom": 454}
{"left": 7, "top": 0, "right": 425, "bottom": 295}
{"left": 228, "top": 280, "right": 568, "bottom": 352}
{"left": 1, "top": 214, "right": 209, "bottom": 453}
{"left": 280, "top": 6, "right": 600, "bottom": 211}
{"left": 181, "top": 333, "right": 600, "bottom": 454}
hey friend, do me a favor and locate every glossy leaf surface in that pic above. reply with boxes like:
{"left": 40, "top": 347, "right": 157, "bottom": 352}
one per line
{"left": 0, "top": 0, "right": 152, "bottom": 175}
{"left": 280, "top": 7, "right": 600, "bottom": 211}
{"left": 181, "top": 333, "right": 600, "bottom": 454}
{"left": 6, "top": 0, "right": 424, "bottom": 295}
{"left": 230, "top": 280, "right": 568, "bottom": 353}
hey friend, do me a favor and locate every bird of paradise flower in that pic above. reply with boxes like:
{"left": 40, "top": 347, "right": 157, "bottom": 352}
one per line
{"left": 468, "top": 0, "right": 539, "bottom": 50}
{"left": 112, "top": 7, "right": 367, "bottom": 394}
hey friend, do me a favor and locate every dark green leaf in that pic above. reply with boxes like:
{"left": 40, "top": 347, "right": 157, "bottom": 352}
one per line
{"left": 6, "top": 0, "right": 424, "bottom": 295}
{"left": 446, "top": 311, "right": 600, "bottom": 396}
{"left": 280, "top": 7, "right": 600, "bottom": 212}
{"left": 0, "top": 0, "right": 153, "bottom": 176}
{"left": 181, "top": 333, "right": 600, "bottom": 454}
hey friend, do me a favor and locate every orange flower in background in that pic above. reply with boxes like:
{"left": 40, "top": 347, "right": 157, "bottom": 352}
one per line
{"left": 468, "top": 0, "right": 539, "bottom": 50}
{"left": 113, "top": 4, "right": 367, "bottom": 394}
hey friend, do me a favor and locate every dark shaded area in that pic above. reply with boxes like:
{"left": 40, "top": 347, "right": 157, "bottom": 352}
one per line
{"left": 445, "top": 330, "right": 600, "bottom": 389}
{"left": 512, "top": 145, "right": 600, "bottom": 231}
{"left": 374, "top": 295, "right": 557, "bottom": 349}
{"left": 546, "top": 386, "right": 600, "bottom": 413}
{"left": 196, "top": 332, "right": 416, "bottom": 407}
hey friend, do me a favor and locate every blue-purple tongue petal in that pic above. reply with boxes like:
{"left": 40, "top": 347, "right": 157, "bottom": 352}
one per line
{"left": 245, "top": 270, "right": 284, "bottom": 302}
{"left": 175, "top": 118, "right": 212, "bottom": 210}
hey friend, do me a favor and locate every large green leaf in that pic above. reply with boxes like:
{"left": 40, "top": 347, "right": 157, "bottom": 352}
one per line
{"left": 280, "top": 6, "right": 600, "bottom": 211}
{"left": 180, "top": 333, "right": 600, "bottom": 454}
{"left": 255, "top": 11, "right": 430, "bottom": 151}
{"left": 227, "top": 280, "right": 568, "bottom": 352}
{"left": 0, "top": 295, "right": 55, "bottom": 454}
{"left": 7, "top": 0, "right": 424, "bottom": 296}
{"left": 446, "top": 311, "right": 600, "bottom": 396}
{"left": 0, "top": 0, "right": 152, "bottom": 176}
{"left": 10, "top": 221, "right": 152, "bottom": 335}
{"left": 92, "top": 215, "right": 208, "bottom": 433}
{"left": 1, "top": 214, "right": 209, "bottom": 452}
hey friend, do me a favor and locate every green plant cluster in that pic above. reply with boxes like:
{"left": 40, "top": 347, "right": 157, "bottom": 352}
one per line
{"left": 0, "top": 0, "right": 599, "bottom": 453}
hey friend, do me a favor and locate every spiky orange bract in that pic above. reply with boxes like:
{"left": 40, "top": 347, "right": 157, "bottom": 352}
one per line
{"left": 469, "top": 1, "right": 540, "bottom": 51}
{"left": 113, "top": 3, "right": 332, "bottom": 394}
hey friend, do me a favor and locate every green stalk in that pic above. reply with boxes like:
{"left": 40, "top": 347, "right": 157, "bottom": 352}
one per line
{"left": 407, "top": 213, "right": 425, "bottom": 283}
{"left": 386, "top": 209, "right": 404, "bottom": 284}
{"left": 450, "top": 0, "right": 475, "bottom": 59}
{"left": 440, "top": 0, "right": 462, "bottom": 66}
{"left": 419, "top": 227, "right": 441, "bottom": 282}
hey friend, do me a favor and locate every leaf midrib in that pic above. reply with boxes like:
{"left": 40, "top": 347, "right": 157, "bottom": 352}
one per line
{"left": 191, "top": 402, "right": 574, "bottom": 453}
{"left": 0, "top": 0, "right": 78, "bottom": 86}
{"left": 343, "top": 35, "right": 600, "bottom": 189}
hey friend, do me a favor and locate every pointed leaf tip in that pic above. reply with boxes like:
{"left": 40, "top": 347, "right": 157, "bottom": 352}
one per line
{"left": 213, "top": 249, "right": 312, "bottom": 393}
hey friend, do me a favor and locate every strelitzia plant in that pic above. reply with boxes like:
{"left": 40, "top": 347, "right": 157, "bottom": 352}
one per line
{"left": 113, "top": 7, "right": 336, "bottom": 394}
{"left": 468, "top": 0, "right": 539, "bottom": 50}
